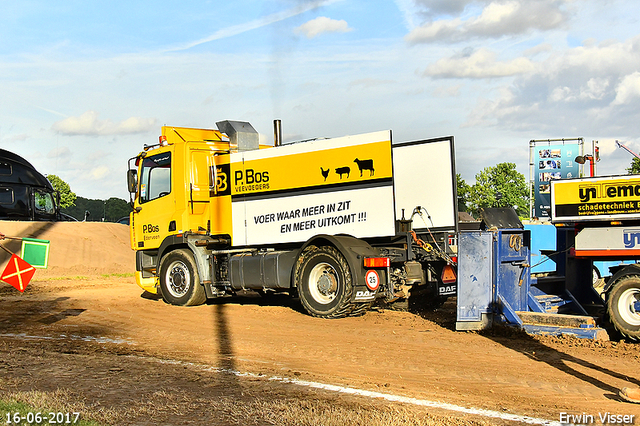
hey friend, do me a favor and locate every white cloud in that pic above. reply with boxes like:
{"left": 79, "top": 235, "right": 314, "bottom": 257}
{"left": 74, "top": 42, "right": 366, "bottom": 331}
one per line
{"left": 523, "top": 43, "right": 553, "bottom": 57}
{"left": 6, "top": 133, "right": 28, "bottom": 143}
{"left": 613, "top": 71, "right": 640, "bottom": 105}
{"left": 394, "top": 0, "right": 430, "bottom": 30}
{"left": 52, "top": 111, "right": 156, "bottom": 136}
{"left": 406, "top": 0, "right": 570, "bottom": 44}
{"left": 598, "top": 138, "right": 627, "bottom": 157}
{"left": 424, "top": 48, "right": 534, "bottom": 78}
{"left": 47, "top": 146, "right": 71, "bottom": 159}
{"left": 465, "top": 36, "right": 640, "bottom": 135}
{"left": 549, "top": 86, "right": 572, "bottom": 102}
{"left": 412, "top": 0, "right": 474, "bottom": 16}
{"left": 580, "top": 77, "right": 610, "bottom": 100}
{"left": 115, "top": 116, "right": 158, "bottom": 134}
{"left": 90, "top": 166, "right": 110, "bottom": 180}
{"left": 294, "top": 17, "right": 353, "bottom": 39}
{"left": 548, "top": 78, "right": 611, "bottom": 102}
{"left": 405, "top": 18, "right": 461, "bottom": 44}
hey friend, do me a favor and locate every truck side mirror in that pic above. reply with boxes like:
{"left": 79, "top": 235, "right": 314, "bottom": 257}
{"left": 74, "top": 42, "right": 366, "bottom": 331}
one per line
{"left": 127, "top": 169, "right": 138, "bottom": 194}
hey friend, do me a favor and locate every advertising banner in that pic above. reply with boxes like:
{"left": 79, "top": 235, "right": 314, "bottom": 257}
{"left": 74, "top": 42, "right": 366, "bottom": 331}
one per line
{"left": 238, "top": 186, "right": 395, "bottom": 246}
{"left": 531, "top": 141, "right": 581, "bottom": 218}
{"left": 229, "top": 131, "right": 396, "bottom": 246}
{"left": 551, "top": 175, "right": 640, "bottom": 222}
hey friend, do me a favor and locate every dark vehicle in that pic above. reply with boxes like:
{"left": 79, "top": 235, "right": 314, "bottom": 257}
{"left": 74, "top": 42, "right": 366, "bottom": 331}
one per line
{"left": 116, "top": 216, "right": 129, "bottom": 226}
{"left": 60, "top": 212, "right": 79, "bottom": 222}
{"left": 0, "top": 149, "right": 60, "bottom": 221}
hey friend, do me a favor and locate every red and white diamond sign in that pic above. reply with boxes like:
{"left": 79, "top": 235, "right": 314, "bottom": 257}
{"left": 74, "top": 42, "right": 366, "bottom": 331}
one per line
{"left": 1, "top": 254, "right": 35, "bottom": 293}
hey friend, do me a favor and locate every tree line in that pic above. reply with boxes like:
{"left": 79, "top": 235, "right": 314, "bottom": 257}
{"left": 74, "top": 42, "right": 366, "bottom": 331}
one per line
{"left": 47, "top": 175, "right": 132, "bottom": 222}
{"left": 62, "top": 196, "right": 132, "bottom": 222}
{"left": 456, "top": 163, "right": 529, "bottom": 218}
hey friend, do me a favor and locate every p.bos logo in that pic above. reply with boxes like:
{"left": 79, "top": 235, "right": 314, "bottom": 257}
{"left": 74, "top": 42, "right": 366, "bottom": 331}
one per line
{"left": 143, "top": 224, "right": 159, "bottom": 233}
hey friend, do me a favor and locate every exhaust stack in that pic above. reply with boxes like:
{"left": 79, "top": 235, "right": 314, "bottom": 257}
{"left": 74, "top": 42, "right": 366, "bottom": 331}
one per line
{"left": 216, "top": 120, "right": 259, "bottom": 152}
{"left": 274, "top": 119, "right": 282, "bottom": 147}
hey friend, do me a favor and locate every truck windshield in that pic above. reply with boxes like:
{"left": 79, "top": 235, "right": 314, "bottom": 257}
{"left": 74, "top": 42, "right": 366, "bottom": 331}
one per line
{"left": 33, "top": 189, "right": 56, "bottom": 216}
{"left": 139, "top": 152, "right": 171, "bottom": 203}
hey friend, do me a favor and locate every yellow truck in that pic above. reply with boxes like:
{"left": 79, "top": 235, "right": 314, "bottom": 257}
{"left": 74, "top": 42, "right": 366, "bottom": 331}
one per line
{"left": 126, "top": 121, "right": 458, "bottom": 318}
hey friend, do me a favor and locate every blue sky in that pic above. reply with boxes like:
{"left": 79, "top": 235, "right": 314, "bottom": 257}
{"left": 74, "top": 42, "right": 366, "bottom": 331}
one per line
{"left": 2, "top": 0, "right": 640, "bottom": 201}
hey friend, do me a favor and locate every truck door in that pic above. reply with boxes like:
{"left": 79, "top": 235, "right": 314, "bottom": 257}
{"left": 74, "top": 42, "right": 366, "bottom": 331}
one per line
{"left": 134, "top": 151, "right": 173, "bottom": 250}
{"left": 208, "top": 155, "right": 233, "bottom": 238}
{"left": 188, "top": 150, "right": 212, "bottom": 217}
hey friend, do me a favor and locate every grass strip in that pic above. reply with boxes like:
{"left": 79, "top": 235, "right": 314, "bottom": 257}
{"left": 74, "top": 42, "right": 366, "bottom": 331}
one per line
{"left": 0, "top": 391, "right": 109, "bottom": 426}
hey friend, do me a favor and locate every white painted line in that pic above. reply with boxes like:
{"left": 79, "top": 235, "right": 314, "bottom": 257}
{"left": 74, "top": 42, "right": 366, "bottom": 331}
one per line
{"left": 1, "top": 333, "right": 562, "bottom": 425}
{"left": 0, "top": 332, "right": 134, "bottom": 345}
{"left": 153, "top": 356, "right": 562, "bottom": 425}
{"left": 268, "top": 376, "right": 562, "bottom": 425}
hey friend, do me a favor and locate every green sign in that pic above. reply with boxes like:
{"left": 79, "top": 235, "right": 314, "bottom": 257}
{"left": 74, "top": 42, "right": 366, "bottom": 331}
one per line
{"left": 21, "top": 238, "right": 50, "bottom": 269}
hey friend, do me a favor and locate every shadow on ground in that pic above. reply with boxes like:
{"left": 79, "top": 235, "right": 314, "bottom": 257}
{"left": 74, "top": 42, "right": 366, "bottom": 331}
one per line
{"left": 480, "top": 325, "right": 640, "bottom": 402}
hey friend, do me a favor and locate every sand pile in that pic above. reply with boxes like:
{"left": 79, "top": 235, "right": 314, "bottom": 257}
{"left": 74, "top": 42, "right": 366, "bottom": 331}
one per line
{"left": 0, "top": 221, "right": 135, "bottom": 278}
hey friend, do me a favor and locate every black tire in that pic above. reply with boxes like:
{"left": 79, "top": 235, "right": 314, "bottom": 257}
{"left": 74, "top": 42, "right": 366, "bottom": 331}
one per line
{"left": 294, "top": 245, "right": 354, "bottom": 318}
{"left": 607, "top": 274, "right": 640, "bottom": 341}
{"left": 349, "top": 301, "right": 373, "bottom": 317}
{"left": 159, "top": 249, "right": 207, "bottom": 306}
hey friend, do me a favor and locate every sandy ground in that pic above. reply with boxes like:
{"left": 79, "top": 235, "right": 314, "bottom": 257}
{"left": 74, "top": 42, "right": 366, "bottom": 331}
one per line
{"left": 0, "top": 221, "right": 638, "bottom": 425}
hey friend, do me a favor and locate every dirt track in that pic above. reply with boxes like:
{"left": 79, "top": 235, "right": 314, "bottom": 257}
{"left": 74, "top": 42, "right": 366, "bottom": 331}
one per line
{"left": 0, "top": 221, "right": 639, "bottom": 425}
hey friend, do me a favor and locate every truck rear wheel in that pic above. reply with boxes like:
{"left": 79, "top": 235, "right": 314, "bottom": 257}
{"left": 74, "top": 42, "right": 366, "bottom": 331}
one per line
{"left": 349, "top": 301, "right": 373, "bottom": 317}
{"left": 159, "top": 249, "right": 206, "bottom": 306}
{"left": 295, "top": 245, "right": 354, "bottom": 318}
{"left": 607, "top": 274, "right": 640, "bottom": 341}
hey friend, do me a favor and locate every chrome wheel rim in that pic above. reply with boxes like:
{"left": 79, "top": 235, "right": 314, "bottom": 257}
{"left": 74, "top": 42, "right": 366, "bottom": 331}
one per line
{"left": 166, "top": 260, "right": 191, "bottom": 298}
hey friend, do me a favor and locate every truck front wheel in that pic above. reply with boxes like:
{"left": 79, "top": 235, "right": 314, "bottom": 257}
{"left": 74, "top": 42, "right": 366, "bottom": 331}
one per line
{"left": 295, "top": 245, "right": 354, "bottom": 318}
{"left": 159, "top": 249, "right": 207, "bottom": 306}
{"left": 607, "top": 274, "right": 640, "bottom": 341}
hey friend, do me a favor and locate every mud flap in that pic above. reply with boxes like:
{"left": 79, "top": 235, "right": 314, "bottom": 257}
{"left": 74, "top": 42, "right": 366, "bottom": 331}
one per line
{"left": 353, "top": 268, "right": 387, "bottom": 302}
{"left": 353, "top": 287, "right": 377, "bottom": 302}
{"left": 438, "top": 281, "right": 457, "bottom": 297}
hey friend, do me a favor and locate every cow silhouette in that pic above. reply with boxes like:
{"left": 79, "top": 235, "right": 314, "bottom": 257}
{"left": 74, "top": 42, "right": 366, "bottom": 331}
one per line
{"left": 354, "top": 158, "right": 374, "bottom": 176}
{"left": 335, "top": 166, "right": 350, "bottom": 179}
{"left": 320, "top": 167, "right": 330, "bottom": 181}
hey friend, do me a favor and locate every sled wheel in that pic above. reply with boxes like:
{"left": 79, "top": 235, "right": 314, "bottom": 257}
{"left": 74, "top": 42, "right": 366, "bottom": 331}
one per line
{"left": 295, "top": 245, "right": 354, "bottom": 318}
{"left": 592, "top": 266, "right": 601, "bottom": 286}
{"left": 159, "top": 249, "right": 206, "bottom": 306}
{"left": 607, "top": 274, "right": 640, "bottom": 341}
